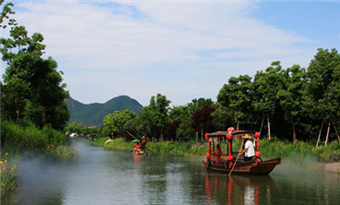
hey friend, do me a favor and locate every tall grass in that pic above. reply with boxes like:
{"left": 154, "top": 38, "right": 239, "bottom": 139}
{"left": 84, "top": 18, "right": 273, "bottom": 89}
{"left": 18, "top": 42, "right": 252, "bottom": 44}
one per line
{"left": 1, "top": 120, "right": 67, "bottom": 150}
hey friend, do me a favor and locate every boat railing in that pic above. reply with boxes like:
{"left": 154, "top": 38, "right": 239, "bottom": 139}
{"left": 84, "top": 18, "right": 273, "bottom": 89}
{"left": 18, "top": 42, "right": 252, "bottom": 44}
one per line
{"left": 210, "top": 152, "right": 244, "bottom": 163}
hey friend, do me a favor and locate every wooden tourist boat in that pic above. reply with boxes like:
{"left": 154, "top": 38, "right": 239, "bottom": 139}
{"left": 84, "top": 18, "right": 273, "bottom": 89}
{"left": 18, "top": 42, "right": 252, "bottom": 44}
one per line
{"left": 202, "top": 128, "right": 281, "bottom": 175}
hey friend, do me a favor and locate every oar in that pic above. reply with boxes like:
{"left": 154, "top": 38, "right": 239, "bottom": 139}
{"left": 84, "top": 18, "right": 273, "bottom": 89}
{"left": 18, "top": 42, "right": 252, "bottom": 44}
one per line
{"left": 229, "top": 144, "right": 244, "bottom": 176}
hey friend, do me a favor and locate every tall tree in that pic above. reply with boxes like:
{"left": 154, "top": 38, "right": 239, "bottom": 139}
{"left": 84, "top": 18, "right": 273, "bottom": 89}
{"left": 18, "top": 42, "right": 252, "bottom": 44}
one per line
{"left": 174, "top": 98, "right": 215, "bottom": 141}
{"left": 252, "top": 61, "right": 285, "bottom": 139}
{"left": 217, "top": 75, "right": 253, "bottom": 130}
{"left": 103, "top": 109, "right": 136, "bottom": 138}
{"left": 1, "top": 1, "right": 70, "bottom": 129}
{"left": 277, "top": 65, "right": 307, "bottom": 143}
{"left": 140, "top": 94, "right": 171, "bottom": 141}
{"left": 303, "top": 48, "right": 340, "bottom": 146}
{"left": 211, "top": 104, "right": 234, "bottom": 131}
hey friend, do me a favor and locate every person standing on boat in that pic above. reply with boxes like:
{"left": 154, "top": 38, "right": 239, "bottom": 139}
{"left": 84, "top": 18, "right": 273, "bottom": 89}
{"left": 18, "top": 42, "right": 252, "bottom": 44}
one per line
{"left": 140, "top": 136, "right": 148, "bottom": 153}
{"left": 239, "top": 134, "right": 255, "bottom": 161}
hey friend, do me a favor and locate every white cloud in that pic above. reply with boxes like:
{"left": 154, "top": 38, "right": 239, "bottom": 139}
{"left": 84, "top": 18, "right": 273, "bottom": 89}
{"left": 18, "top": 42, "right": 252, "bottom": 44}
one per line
{"left": 3, "top": 0, "right": 320, "bottom": 106}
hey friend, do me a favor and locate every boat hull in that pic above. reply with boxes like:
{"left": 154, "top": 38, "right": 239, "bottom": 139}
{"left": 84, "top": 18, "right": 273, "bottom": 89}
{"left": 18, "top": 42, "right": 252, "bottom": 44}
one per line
{"left": 202, "top": 157, "right": 281, "bottom": 175}
{"left": 132, "top": 152, "right": 150, "bottom": 156}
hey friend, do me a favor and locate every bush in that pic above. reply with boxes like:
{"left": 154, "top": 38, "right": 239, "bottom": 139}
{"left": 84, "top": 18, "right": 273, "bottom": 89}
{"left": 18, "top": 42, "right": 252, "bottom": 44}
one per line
{"left": 1, "top": 120, "right": 67, "bottom": 151}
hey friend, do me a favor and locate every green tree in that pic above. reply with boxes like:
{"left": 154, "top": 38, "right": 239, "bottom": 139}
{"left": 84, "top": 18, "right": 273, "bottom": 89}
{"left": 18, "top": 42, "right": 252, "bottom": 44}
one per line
{"left": 303, "top": 48, "right": 340, "bottom": 146}
{"left": 252, "top": 61, "right": 285, "bottom": 139}
{"left": 277, "top": 65, "right": 307, "bottom": 143}
{"left": 140, "top": 94, "right": 171, "bottom": 141}
{"left": 168, "top": 105, "right": 193, "bottom": 140}
{"left": 0, "top": 2, "right": 70, "bottom": 129}
{"left": 217, "top": 75, "right": 253, "bottom": 130}
{"left": 170, "top": 98, "right": 215, "bottom": 141}
{"left": 103, "top": 109, "right": 136, "bottom": 138}
{"left": 211, "top": 104, "right": 234, "bottom": 131}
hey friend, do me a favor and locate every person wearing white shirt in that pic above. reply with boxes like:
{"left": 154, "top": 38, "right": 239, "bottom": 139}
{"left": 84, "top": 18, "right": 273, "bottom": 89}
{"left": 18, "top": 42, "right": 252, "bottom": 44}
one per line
{"left": 238, "top": 134, "right": 255, "bottom": 161}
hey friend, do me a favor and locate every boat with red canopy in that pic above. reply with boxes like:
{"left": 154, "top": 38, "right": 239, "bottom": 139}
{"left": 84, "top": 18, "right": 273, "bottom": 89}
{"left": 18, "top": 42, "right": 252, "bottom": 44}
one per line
{"left": 202, "top": 127, "right": 281, "bottom": 175}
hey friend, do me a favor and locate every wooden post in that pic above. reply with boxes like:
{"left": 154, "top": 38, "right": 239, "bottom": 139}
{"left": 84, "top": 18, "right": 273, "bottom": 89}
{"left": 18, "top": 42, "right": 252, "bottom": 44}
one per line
{"left": 325, "top": 119, "right": 331, "bottom": 147}
{"left": 267, "top": 114, "right": 271, "bottom": 140}
{"left": 316, "top": 120, "right": 324, "bottom": 147}
{"left": 332, "top": 121, "right": 340, "bottom": 142}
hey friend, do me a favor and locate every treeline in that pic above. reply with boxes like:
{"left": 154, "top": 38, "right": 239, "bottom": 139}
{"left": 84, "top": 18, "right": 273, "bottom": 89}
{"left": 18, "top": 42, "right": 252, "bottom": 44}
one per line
{"left": 68, "top": 48, "right": 340, "bottom": 146}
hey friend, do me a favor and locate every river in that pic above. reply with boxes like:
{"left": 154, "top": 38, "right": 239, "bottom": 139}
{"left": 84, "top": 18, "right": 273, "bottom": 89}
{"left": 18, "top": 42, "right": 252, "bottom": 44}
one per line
{"left": 3, "top": 140, "right": 340, "bottom": 205}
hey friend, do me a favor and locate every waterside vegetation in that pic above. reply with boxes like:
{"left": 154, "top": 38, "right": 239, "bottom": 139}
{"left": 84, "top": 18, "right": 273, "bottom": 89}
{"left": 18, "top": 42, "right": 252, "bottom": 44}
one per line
{"left": 1, "top": 120, "right": 76, "bottom": 199}
{"left": 1, "top": 1, "right": 74, "bottom": 199}
{"left": 93, "top": 137, "right": 340, "bottom": 164}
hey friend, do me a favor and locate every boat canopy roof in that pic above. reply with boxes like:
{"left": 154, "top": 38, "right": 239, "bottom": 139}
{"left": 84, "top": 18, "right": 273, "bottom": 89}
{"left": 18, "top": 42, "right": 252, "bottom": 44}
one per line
{"left": 206, "top": 130, "right": 255, "bottom": 138}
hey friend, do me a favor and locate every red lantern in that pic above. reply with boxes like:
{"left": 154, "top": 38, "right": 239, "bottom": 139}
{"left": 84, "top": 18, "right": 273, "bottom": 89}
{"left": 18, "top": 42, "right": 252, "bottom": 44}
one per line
{"left": 226, "top": 134, "right": 232, "bottom": 140}
{"left": 227, "top": 127, "right": 235, "bottom": 132}
{"left": 254, "top": 132, "right": 261, "bottom": 138}
{"left": 206, "top": 152, "right": 211, "bottom": 158}
{"left": 227, "top": 155, "right": 234, "bottom": 161}
{"left": 255, "top": 151, "right": 261, "bottom": 158}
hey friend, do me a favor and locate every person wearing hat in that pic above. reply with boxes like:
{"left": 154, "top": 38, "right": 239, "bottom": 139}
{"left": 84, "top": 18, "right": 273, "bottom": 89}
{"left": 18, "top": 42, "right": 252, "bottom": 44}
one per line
{"left": 238, "top": 134, "right": 255, "bottom": 161}
{"left": 140, "top": 136, "right": 148, "bottom": 153}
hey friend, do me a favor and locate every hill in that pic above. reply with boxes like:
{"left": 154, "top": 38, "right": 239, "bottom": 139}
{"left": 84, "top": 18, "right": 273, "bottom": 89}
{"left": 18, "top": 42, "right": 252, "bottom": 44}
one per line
{"left": 65, "top": 95, "right": 143, "bottom": 126}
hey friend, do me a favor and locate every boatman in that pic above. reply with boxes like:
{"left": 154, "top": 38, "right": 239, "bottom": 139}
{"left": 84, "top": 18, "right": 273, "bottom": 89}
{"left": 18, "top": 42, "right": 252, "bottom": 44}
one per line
{"left": 238, "top": 134, "right": 255, "bottom": 161}
{"left": 140, "top": 136, "right": 148, "bottom": 153}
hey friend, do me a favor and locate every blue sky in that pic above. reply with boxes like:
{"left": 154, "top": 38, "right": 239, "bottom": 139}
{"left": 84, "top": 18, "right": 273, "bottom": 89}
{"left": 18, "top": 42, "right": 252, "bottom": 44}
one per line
{"left": 1, "top": 0, "right": 339, "bottom": 106}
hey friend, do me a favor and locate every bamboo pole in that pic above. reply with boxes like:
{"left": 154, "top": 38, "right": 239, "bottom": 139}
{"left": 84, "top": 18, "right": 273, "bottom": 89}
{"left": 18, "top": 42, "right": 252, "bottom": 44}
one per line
{"left": 316, "top": 120, "right": 324, "bottom": 147}
{"left": 126, "top": 131, "right": 139, "bottom": 141}
{"left": 228, "top": 144, "right": 244, "bottom": 176}
{"left": 228, "top": 153, "right": 240, "bottom": 176}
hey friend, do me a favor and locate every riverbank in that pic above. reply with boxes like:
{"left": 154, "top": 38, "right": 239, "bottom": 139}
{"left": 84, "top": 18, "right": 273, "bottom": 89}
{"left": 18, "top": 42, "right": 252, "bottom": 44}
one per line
{"left": 1, "top": 120, "right": 76, "bottom": 200}
{"left": 92, "top": 137, "right": 340, "bottom": 173}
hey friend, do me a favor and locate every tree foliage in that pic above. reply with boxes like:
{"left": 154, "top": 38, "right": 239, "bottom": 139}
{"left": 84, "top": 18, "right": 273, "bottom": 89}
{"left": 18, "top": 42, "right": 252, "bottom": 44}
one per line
{"left": 1, "top": 1, "right": 70, "bottom": 130}
{"left": 103, "top": 109, "right": 136, "bottom": 137}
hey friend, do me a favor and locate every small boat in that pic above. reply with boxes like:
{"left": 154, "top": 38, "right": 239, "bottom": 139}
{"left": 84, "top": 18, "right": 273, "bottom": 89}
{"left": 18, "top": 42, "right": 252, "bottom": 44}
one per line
{"left": 132, "top": 151, "right": 150, "bottom": 156}
{"left": 202, "top": 128, "right": 281, "bottom": 175}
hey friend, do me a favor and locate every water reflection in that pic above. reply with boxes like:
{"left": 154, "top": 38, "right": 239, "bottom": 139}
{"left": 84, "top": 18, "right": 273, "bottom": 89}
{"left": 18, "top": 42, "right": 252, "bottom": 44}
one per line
{"left": 204, "top": 172, "right": 278, "bottom": 205}
{"left": 3, "top": 141, "right": 340, "bottom": 205}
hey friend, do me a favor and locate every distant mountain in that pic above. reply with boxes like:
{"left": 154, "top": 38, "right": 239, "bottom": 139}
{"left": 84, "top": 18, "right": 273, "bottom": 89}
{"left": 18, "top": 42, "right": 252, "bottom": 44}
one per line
{"left": 65, "top": 95, "right": 143, "bottom": 126}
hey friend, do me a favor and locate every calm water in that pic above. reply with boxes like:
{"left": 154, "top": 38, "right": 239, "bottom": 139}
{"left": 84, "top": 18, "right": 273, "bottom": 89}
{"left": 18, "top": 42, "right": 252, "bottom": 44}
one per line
{"left": 4, "top": 140, "right": 340, "bottom": 205}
